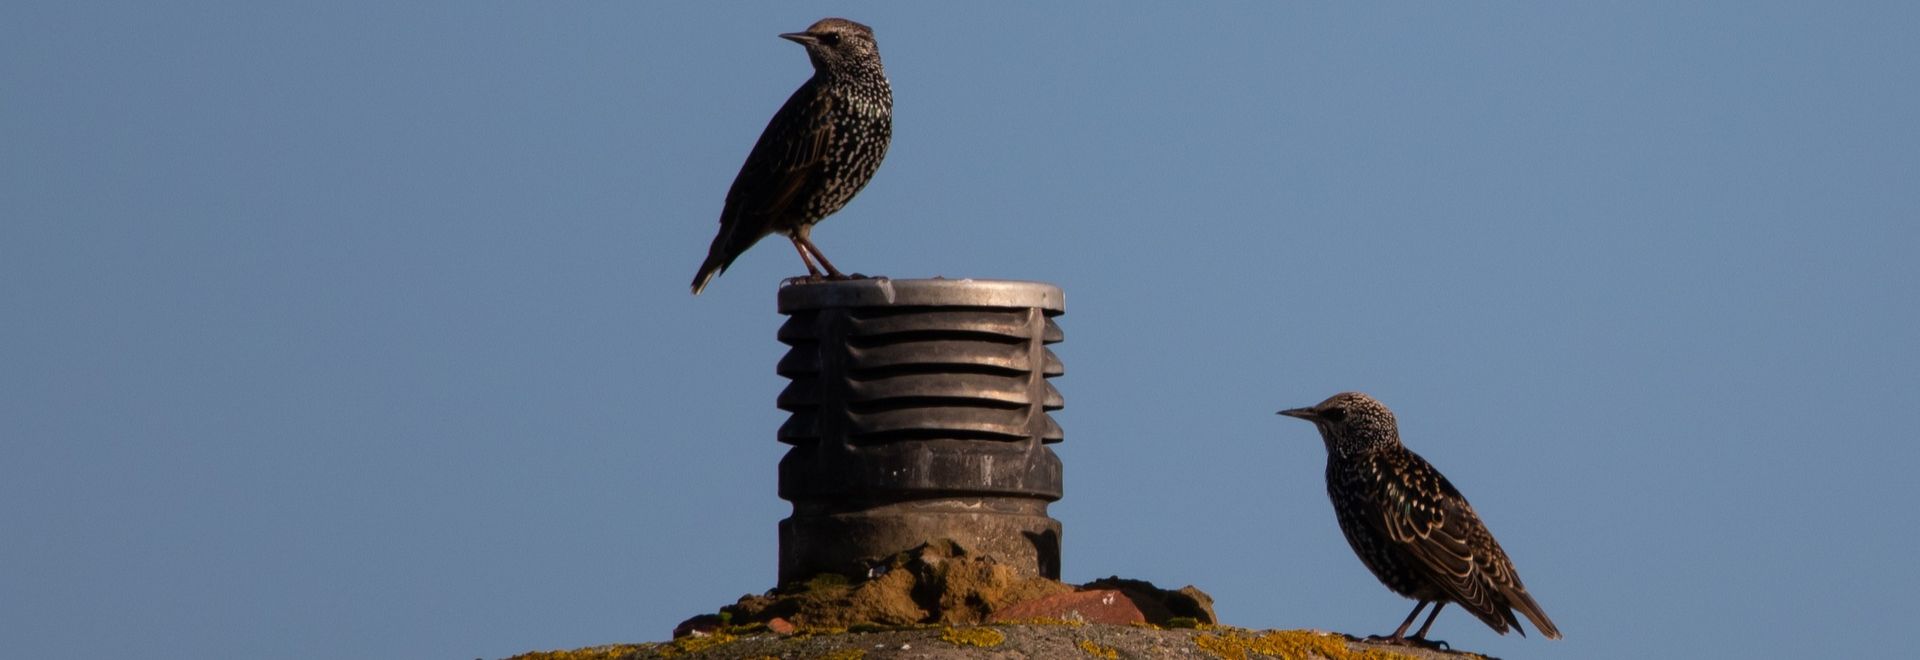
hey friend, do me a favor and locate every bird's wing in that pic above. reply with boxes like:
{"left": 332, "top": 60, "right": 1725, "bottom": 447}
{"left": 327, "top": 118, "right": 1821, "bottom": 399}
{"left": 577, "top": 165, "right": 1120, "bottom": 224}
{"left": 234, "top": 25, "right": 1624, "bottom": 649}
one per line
{"left": 719, "top": 81, "right": 835, "bottom": 233}
{"left": 693, "top": 79, "right": 837, "bottom": 292}
{"left": 1367, "top": 451, "right": 1520, "bottom": 634}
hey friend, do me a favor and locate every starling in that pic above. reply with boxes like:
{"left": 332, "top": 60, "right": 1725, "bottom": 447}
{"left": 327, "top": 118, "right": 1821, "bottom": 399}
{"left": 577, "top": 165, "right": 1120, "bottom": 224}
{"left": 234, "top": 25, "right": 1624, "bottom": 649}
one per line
{"left": 1278, "top": 392, "right": 1561, "bottom": 645}
{"left": 690, "top": 17, "right": 893, "bottom": 295}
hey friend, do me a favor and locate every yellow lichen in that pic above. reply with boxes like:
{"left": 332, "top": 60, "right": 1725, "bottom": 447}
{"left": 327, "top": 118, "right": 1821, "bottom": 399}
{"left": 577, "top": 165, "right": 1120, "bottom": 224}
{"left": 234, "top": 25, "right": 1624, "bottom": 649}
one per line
{"left": 939, "top": 626, "right": 1007, "bottom": 647}
{"left": 1194, "top": 629, "right": 1415, "bottom": 660}
{"left": 656, "top": 631, "right": 737, "bottom": 657}
{"left": 506, "top": 644, "right": 647, "bottom": 660}
{"left": 805, "top": 573, "right": 851, "bottom": 591}
{"left": 1078, "top": 639, "right": 1121, "bottom": 659}
{"left": 722, "top": 623, "right": 769, "bottom": 635}
{"left": 817, "top": 649, "right": 866, "bottom": 660}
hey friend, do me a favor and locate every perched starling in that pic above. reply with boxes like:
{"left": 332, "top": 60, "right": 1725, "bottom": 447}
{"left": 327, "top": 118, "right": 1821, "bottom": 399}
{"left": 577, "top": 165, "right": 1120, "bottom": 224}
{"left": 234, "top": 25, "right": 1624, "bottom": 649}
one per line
{"left": 1278, "top": 392, "right": 1561, "bottom": 645}
{"left": 690, "top": 17, "right": 893, "bottom": 295}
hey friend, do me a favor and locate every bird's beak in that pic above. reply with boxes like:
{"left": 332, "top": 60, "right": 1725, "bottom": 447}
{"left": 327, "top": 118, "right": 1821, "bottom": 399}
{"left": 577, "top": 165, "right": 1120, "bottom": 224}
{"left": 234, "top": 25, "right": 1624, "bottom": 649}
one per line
{"left": 780, "top": 32, "right": 818, "bottom": 45}
{"left": 1277, "top": 407, "right": 1318, "bottom": 421}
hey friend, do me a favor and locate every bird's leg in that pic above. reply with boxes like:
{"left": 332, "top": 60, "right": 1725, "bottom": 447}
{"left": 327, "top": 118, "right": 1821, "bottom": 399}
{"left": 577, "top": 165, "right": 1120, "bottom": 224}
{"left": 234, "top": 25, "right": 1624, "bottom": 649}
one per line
{"left": 1410, "top": 601, "right": 1448, "bottom": 648}
{"left": 1382, "top": 600, "right": 1429, "bottom": 642}
{"left": 796, "top": 235, "right": 847, "bottom": 280}
{"left": 788, "top": 236, "right": 824, "bottom": 279}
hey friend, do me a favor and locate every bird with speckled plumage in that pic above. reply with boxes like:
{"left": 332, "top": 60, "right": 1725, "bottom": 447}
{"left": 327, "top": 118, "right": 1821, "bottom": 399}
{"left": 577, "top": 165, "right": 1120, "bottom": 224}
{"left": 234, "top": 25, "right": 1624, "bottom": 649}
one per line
{"left": 1278, "top": 392, "right": 1560, "bottom": 646}
{"left": 691, "top": 17, "right": 892, "bottom": 295}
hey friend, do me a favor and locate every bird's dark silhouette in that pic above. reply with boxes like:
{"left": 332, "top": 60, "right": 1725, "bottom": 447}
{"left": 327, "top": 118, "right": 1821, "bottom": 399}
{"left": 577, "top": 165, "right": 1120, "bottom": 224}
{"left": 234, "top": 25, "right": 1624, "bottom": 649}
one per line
{"left": 691, "top": 17, "right": 892, "bottom": 295}
{"left": 1278, "top": 392, "right": 1560, "bottom": 646}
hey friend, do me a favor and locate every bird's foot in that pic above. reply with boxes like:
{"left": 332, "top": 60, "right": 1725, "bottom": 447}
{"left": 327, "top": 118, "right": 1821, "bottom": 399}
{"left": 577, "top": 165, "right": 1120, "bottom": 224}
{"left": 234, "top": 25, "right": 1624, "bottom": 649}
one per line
{"left": 780, "top": 273, "right": 878, "bottom": 286}
{"left": 1365, "top": 635, "right": 1449, "bottom": 650}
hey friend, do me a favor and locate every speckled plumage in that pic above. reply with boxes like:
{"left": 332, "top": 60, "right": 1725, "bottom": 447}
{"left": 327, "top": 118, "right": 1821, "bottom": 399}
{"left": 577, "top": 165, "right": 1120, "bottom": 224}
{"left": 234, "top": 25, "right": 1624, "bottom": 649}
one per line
{"left": 691, "top": 17, "right": 892, "bottom": 295}
{"left": 1279, "top": 392, "right": 1560, "bottom": 645}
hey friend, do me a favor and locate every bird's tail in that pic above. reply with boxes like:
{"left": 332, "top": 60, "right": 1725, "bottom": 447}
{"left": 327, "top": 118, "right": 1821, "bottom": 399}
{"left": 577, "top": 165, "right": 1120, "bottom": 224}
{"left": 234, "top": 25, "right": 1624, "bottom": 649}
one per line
{"left": 691, "top": 218, "right": 769, "bottom": 295}
{"left": 690, "top": 253, "right": 727, "bottom": 295}
{"left": 1509, "top": 589, "right": 1561, "bottom": 639}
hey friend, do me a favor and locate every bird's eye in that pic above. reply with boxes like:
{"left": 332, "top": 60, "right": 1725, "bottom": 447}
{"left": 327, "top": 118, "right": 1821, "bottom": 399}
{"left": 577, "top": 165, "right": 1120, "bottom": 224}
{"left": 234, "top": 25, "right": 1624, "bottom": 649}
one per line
{"left": 1320, "top": 408, "right": 1347, "bottom": 423}
{"left": 818, "top": 33, "right": 842, "bottom": 46}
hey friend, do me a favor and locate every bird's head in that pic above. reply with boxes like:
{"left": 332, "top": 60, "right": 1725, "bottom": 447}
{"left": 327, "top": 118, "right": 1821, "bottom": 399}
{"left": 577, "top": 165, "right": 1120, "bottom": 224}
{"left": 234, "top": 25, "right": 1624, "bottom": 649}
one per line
{"left": 782, "top": 18, "right": 883, "bottom": 76}
{"left": 1278, "top": 391, "right": 1402, "bottom": 457}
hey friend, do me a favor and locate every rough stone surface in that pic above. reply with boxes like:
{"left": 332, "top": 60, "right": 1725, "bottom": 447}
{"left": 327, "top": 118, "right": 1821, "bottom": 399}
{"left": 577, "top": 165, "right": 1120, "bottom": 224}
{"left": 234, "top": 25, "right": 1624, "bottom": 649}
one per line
{"left": 698, "top": 540, "right": 1219, "bottom": 634}
{"left": 669, "top": 614, "right": 722, "bottom": 640}
{"left": 714, "top": 540, "right": 1074, "bottom": 630}
{"left": 986, "top": 589, "right": 1144, "bottom": 625}
{"left": 1083, "top": 576, "right": 1219, "bottom": 625}
{"left": 606, "top": 540, "right": 1504, "bottom": 659}
{"left": 506, "top": 624, "right": 1498, "bottom": 660}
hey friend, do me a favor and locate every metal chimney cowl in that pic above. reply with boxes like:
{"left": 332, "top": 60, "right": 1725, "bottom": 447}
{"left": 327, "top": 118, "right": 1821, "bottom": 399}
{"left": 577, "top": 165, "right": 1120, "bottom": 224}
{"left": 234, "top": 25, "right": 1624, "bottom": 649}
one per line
{"left": 775, "top": 278, "right": 1064, "bottom": 583}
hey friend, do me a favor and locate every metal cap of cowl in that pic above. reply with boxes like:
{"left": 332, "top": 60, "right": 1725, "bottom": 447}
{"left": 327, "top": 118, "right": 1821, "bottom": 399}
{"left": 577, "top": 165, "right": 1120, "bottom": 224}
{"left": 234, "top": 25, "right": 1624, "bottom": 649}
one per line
{"left": 774, "top": 278, "right": 1065, "bottom": 583}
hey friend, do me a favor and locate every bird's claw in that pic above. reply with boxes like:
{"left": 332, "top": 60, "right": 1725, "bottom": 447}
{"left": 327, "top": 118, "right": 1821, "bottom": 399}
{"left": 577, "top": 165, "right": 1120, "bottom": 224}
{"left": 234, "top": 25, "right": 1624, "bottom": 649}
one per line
{"left": 783, "top": 273, "right": 876, "bottom": 285}
{"left": 1366, "top": 635, "right": 1449, "bottom": 651}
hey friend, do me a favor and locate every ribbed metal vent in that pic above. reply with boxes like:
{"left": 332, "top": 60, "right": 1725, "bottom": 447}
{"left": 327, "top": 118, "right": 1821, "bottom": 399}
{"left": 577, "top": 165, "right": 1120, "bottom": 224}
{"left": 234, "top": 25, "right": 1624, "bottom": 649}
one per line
{"left": 777, "top": 307, "right": 1064, "bottom": 444}
{"left": 774, "top": 279, "right": 1065, "bottom": 581}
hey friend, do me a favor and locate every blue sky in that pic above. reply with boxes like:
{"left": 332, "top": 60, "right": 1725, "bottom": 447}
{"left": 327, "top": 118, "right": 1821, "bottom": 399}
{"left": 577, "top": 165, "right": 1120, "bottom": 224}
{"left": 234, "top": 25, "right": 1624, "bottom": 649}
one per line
{"left": 4, "top": 3, "right": 1916, "bottom": 658}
